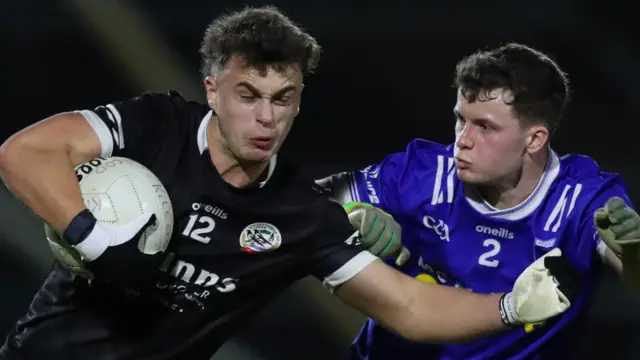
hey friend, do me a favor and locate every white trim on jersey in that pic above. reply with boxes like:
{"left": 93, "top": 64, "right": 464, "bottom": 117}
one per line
{"left": 543, "top": 183, "right": 583, "bottom": 232}
{"left": 322, "top": 250, "right": 377, "bottom": 291}
{"left": 197, "top": 110, "right": 277, "bottom": 188}
{"left": 77, "top": 110, "right": 114, "bottom": 158}
{"left": 196, "top": 111, "right": 212, "bottom": 155}
{"left": 431, "top": 155, "right": 456, "bottom": 205}
{"left": 464, "top": 151, "right": 561, "bottom": 221}
{"left": 347, "top": 172, "right": 361, "bottom": 203}
{"left": 105, "top": 104, "right": 124, "bottom": 150}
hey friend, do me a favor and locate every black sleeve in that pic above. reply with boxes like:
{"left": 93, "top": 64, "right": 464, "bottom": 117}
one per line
{"left": 309, "top": 200, "right": 377, "bottom": 289}
{"left": 77, "top": 91, "right": 185, "bottom": 163}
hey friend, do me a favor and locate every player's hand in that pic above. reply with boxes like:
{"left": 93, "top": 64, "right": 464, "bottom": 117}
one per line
{"left": 594, "top": 196, "right": 640, "bottom": 261}
{"left": 343, "top": 202, "right": 410, "bottom": 266}
{"left": 61, "top": 209, "right": 166, "bottom": 284}
{"left": 500, "top": 248, "right": 580, "bottom": 325}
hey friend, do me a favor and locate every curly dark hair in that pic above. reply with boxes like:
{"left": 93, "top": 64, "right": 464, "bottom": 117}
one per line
{"left": 454, "top": 43, "right": 570, "bottom": 133}
{"left": 199, "top": 6, "right": 321, "bottom": 78}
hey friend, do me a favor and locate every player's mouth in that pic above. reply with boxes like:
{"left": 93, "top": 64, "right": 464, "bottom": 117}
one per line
{"left": 455, "top": 157, "right": 471, "bottom": 169}
{"left": 249, "top": 137, "right": 274, "bottom": 150}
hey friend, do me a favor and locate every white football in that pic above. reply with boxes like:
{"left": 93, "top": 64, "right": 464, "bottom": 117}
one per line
{"left": 45, "top": 156, "right": 174, "bottom": 279}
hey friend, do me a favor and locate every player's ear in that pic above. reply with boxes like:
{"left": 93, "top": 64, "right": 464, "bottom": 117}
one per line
{"left": 524, "top": 124, "right": 549, "bottom": 154}
{"left": 204, "top": 76, "right": 219, "bottom": 111}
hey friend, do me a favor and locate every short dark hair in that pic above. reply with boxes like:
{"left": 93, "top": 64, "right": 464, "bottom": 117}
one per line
{"left": 199, "top": 6, "right": 321, "bottom": 78}
{"left": 454, "top": 43, "right": 570, "bottom": 133}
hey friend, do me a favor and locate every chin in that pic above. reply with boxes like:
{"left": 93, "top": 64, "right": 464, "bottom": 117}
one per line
{"left": 456, "top": 168, "right": 486, "bottom": 185}
{"left": 240, "top": 148, "right": 274, "bottom": 163}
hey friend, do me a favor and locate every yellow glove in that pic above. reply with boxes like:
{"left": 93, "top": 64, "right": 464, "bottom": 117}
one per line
{"left": 343, "top": 202, "right": 410, "bottom": 266}
{"left": 594, "top": 197, "right": 640, "bottom": 261}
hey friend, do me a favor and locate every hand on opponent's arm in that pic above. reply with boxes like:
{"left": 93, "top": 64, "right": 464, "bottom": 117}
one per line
{"left": 343, "top": 201, "right": 411, "bottom": 266}
{"left": 332, "top": 248, "right": 579, "bottom": 343}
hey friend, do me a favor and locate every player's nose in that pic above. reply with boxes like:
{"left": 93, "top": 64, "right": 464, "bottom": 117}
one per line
{"left": 254, "top": 100, "right": 275, "bottom": 127}
{"left": 456, "top": 129, "right": 473, "bottom": 149}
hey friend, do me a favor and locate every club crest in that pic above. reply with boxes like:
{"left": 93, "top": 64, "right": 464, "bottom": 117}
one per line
{"left": 239, "top": 222, "right": 282, "bottom": 253}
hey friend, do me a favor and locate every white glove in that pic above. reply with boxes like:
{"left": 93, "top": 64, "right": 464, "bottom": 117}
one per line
{"left": 500, "top": 248, "right": 579, "bottom": 325}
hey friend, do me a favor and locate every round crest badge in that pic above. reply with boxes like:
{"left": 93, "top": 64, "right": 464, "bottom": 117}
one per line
{"left": 239, "top": 222, "right": 282, "bottom": 253}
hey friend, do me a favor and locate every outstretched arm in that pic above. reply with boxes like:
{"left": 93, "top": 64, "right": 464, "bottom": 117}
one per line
{"left": 334, "top": 258, "right": 505, "bottom": 343}
{"left": 331, "top": 247, "right": 574, "bottom": 344}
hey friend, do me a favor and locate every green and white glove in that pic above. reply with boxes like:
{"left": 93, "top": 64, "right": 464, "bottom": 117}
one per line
{"left": 594, "top": 196, "right": 640, "bottom": 261}
{"left": 343, "top": 202, "right": 410, "bottom": 266}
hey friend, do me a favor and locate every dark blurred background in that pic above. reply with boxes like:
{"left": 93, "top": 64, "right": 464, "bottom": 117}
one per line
{"left": 1, "top": 1, "right": 640, "bottom": 359}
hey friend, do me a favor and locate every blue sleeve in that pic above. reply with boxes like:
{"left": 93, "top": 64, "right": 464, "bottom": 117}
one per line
{"left": 318, "top": 139, "right": 450, "bottom": 217}
{"left": 567, "top": 175, "right": 633, "bottom": 272}
{"left": 348, "top": 152, "right": 407, "bottom": 215}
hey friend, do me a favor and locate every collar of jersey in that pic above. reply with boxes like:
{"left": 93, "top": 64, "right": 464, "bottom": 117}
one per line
{"left": 463, "top": 150, "right": 561, "bottom": 221}
{"left": 196, "top": 110, "right": 277, "bottom": 188}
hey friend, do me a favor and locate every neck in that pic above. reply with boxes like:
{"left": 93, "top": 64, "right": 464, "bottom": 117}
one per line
{"left": 207, "top": 116, "right": 270, "bottom": 188}
{"left": 477, "top": 151, "right": 550, "bottom": 210}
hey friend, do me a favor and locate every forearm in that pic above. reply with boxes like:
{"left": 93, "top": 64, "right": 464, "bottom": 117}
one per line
{"left": 0, "top": 143, "right": 85, "bottom": 232}
{"left": 398, "top": 282, "right": 506, "bottom": 343}
{"left": 602, "top": 247, "right": 640, "bottom": 295}
{"left": 336, "top": 260, "right": 507, "bottom": 344}
{"left": 621, "top": 258, "right": 640, "bottom": 295}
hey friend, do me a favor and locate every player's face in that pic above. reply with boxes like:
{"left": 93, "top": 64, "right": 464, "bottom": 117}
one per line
{"left": 453, "top": 88, "right": 529, "bottom": 185}
{"left": 205, "top": 56, "right": 302, "bottom": 162}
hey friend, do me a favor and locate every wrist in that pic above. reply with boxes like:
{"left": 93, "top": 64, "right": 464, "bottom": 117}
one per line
{"left": 499, "top": 292, "right": 521, "bottom": 326}
{"left": 63, "top": 210, "right": 109, "bottom": 262}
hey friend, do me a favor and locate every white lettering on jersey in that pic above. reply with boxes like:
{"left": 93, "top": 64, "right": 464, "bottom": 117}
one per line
{"left": 159, "top": 259, "right": 237, "bottom": 293}
{"left": 191, "top": 202, "right": 228, "bottom": 220}
{"left": 182, "top": 202, "right": 228, "bottom": 244}
{"left": 475, "top": 225, "right": 514, "bottom": 239}
{"left": 535, "top": 238, "right": 557, "bottom": 249}
{"left": 155, "top": 258, "right": 238, "bottom": 311}
{"left": 544, "top": 183, "right": 583, "bottom": 232}
{"left": 364, "top": 180, "right": 380, "bottom": 204}
{"left": 423, "top": 215, "right": 450, "bottom": 241}
{"left": 344, "top": 231, "right": 362, "bottom": 246}
{"left": 431, "top": 155, "right": 455, "bottom": 205}
{"left": 360, "top": 165, "right": 380, "bottom": 179}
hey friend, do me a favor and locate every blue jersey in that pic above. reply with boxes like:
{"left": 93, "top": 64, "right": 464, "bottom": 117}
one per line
{"left": 333, "top": 139, "right": 631, "bottom": 360}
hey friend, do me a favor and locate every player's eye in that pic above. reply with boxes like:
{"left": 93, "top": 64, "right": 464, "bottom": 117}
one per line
{"left": 273, "top": 96, "right": 292, "bottom": 106}
{"left": 238, "top": 93, "right": 257, "bottom": 102}
{"left": 476, "top": 122, "right": 492, "bottom": 132}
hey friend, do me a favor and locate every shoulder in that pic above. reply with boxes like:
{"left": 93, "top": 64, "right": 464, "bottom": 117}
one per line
{"left": 268, "top": 156, "right": 340, "bottom": 208}
{"left": 392, "top": 138, "right": 452, "bottom": 167}
{"left": 371, "top": 139, "right": 452, "bottom": 184}
{"left": 104, "top": 90, "right": 209, "bottom": 124}
{"left": 386, "top": 139, "right": 455, "bottom": 207}
{"left": 557, "top": 153, "right": 628, "bottom": 206}
{"left": 542, "top": 153, "right": 630, "bottom": 239}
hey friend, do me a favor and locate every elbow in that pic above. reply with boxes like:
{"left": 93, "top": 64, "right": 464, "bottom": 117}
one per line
{"left": 0, "top": 135, "right": 21, "bottom": 175}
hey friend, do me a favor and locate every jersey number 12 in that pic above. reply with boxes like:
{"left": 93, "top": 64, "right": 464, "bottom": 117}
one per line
{"left": 182, "top": 215, "right": 216, "bottom": 243}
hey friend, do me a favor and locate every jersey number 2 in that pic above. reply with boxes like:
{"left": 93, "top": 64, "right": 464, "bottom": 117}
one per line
{"left": 478, "top": 239, "right": 501, "bottom": 267}
{"left": 182, "top": 215, "right": 216, "bottom": 244}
